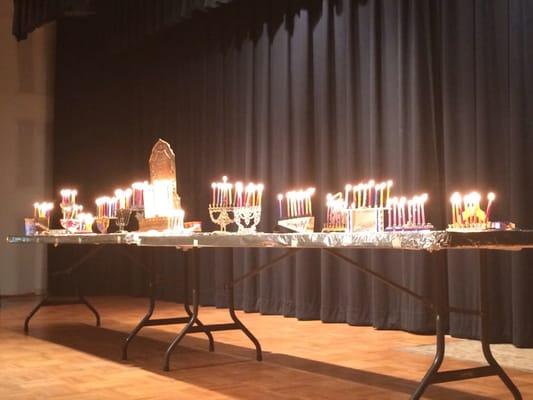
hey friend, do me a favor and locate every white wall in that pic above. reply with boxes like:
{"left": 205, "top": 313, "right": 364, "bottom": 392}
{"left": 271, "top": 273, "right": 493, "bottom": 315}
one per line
{"left": 0, "top": 0, "right": 55, "bottom": 295}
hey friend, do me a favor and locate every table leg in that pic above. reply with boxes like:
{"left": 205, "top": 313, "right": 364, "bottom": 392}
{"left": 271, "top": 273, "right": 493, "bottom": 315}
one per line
{"left": 183, "top": 254, "right": 215, "bottom": 352}
{"left": 24, "top": 246, "right": 104, "bottom": 333}
{"left": 162, "top": 249, "right": 272, "bottom": 371}
{"left": 411, "top": 312, "right": 446, "bottom": 399}
{"left": 163, "top": 283, "right": 199, "bottom": 371}
{"left": 24, "top": 296, "right": 49, "bottom": 334}
{"left": 326, "top": 249, "right": 522, "bottom": 399}
{"left": 412, "top": 250, "right": 522, "bottom": 399}
{"left": 227, "top": 280, "right": 262, "bottom": 361}
{"left": 122, "top": 260, "right": 212, "bottom": 361}
{"left": 478, "top": 250, "right": 522, "bottom": 399}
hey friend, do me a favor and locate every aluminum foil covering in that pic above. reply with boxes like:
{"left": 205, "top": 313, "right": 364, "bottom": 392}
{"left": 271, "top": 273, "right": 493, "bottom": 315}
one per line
{"left": 6, "top": 230, "right": 533, "bottom": 251}
{"left": 127, "top": 231, "right": 449, "bottom": 252}
{"left": 6, "top": 232, "right": 128, "bottom": 246}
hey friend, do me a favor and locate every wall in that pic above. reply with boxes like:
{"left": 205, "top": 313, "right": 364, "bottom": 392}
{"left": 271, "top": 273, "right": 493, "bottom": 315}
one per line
{"left": 0, "top": 0, "right": 55, "bottom": 295}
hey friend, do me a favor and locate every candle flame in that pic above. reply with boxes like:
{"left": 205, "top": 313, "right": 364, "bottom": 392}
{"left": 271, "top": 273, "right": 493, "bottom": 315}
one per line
{"left": 487, "top": 192, "right": 495, "bottom": 202}
{"left": 450, "top": 192, "right": 461, "bottom": 204}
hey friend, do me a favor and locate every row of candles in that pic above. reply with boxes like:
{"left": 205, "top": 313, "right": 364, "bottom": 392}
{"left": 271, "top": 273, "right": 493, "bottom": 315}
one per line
{"left": 95, "top": 189, "right": 132, "bottom": 218}
{"left": 450, "top": 192, "right": 495, "bottom": 227}
{"left": 210, "top": 176, "right": 264, "bottom": 208}
{"left": 32, "top": 183, "right": 499, "bottom": 233}
{"left": 277, "top": 188, "right": 315, "bottom": 219}
{"left": 344, "top": 180, "right": 393, "bottom": 209}
{"left": 387, "top": 194, "right": 428, "bottom": 228}
{"left": 33, "top": 202, "right": 54, "bottom": 220}
{"left": 325, "top": 193, "right": 346, "bottom": 229}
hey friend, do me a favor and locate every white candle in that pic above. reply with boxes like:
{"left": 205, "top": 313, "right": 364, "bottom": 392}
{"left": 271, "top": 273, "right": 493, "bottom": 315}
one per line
{"left": 211, "top": 183, "right": 216, "bottom": 206}
{"left": 486, "top": 192, "right": 495, "bottom": 222}
{"left": 345, "top": 184, "right": 352, "bottom": 208}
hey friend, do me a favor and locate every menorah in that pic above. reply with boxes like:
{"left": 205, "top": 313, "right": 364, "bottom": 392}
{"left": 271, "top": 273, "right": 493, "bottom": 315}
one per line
{"left": 208, "top": 205, "right": 235, "bottom": 232}
{"left": 234, "top": 205, "right": 261, "bottom": 233}
{"left": 208, "top": 205, "right": 262, "bottom": 233}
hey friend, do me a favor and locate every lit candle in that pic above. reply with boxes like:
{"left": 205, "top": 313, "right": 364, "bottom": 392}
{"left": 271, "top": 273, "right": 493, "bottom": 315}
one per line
{"left": 326, "top": 193, "right": 332, "bottom": 225}
{"left": 345, "top": 184, "right": 352, "bottom": 208}
{"left": 216, "top": 183, "right": 222, "bottom": 206}
{"left": 308, "top": 187, "right": 315, "bottom": 215}
{"left": 277, "top": 194, "right": 283, "bottom": 219}
{"left": 386, "top": 198, "right": 392, "bottom": 228}
{"left": 211, "top": 182, "right": 216, "bottom": 206}
{"left": 229, "top": 183, "right": 234, "bottom": 206}
{"left": 362, "top": 184, "right": 367, "bottom": 208}
{"left": 420, "top": 193, "right": 428, "bottom": 226}
{"left": 450, "top": 192, "right": 461, "bottom": 226}
{"left": 486, "top": 192, "right": 495, "bottom": 222}
{"left": 386, "top": 180, "right": 393, "bottom": 205}
{"left": 391, "top": 197, "right": 398, "bottom": 227}
{"left": 407, "top": 199, "right": 413, "bottom": 224}
{"left": 222, "top": 176, "right": 228, "bottom": 206}
{"left": 236, "top": 182, "right": 243, "bottom": 207}
{"left": 399, "top": 197, "right": 406, "bottom": 227}
{"left": 368, "top": 180, "right": 375, "bottom": 207}
{"left": 257, "top": 184, "right": 264, "bottom": 207}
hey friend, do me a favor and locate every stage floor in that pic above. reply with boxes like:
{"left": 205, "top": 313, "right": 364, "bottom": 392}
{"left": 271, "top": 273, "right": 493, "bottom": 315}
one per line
{"left": 1, "top": 296, "right": 532, "bottom": 399}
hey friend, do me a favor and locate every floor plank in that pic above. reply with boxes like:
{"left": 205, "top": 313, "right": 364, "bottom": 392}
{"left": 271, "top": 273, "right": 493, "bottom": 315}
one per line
{"left": 1, "top": 296, "right": 531, "bottom": 399}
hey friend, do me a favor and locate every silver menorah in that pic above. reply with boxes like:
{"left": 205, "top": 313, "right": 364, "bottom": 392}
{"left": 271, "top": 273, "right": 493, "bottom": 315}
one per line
{"left": 233, "top": 205, "right": 261, "bottom": 233}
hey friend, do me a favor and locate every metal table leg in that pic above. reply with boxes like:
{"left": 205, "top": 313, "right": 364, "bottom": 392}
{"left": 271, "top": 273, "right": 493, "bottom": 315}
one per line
{"left": 162, "top": 249, "right": 292, "bottom": 371}
{"left": 122, "top": 255, "right": 214, "bottom": 361}
{"left": 325, "top": 248, "right": 522, "bottom": 399}
{"left": 478, "top": 250, "right": 521, "bottom": 399}
{"left": 227, "top": 279, "right": 262, "bottom": 361}
{"left": 24, "top": 246, "right": 103, "bottom": 334}
{"left": 183, "top": 256, "right": 215, "bottom": 352}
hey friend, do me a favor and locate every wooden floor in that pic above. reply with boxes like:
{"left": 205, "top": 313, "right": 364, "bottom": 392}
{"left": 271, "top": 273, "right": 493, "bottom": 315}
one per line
{"left": 1, "top": 296, "right": 532, "bottom": 399}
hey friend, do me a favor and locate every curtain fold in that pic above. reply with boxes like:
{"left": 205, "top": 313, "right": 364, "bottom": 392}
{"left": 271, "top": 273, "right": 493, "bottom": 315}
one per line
{"left": 12, "top": 0, "right": 234, "bottom": 42}
{"left": 50, "top": 0, "right": 533, "bottom": 346}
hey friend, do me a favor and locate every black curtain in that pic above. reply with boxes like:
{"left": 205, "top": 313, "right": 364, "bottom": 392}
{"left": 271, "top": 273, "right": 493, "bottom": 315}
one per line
{"left": 50, "top": 0, "right": 533, "bottom": 347}
{"left": 13, "top": 0, "right": 235, "bottom": 42}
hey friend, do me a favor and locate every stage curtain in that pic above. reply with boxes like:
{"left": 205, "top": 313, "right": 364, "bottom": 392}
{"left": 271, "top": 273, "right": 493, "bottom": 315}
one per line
{"left": 12, "top": 0, "right": 234, "bottom": 42}
{"left": 50, "top": 0, "right": 533, "bottom": 346}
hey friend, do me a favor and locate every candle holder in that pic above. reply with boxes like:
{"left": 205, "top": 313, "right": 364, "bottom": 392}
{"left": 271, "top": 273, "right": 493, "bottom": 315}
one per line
{"left": 116, "top": 208, "right": 132, "bottom": 233}
{"left": 208, "top": 205, "right": 234, "bottom": 232}
{"left": 96, "top": 217, "right": 111, "bottom": 234}
{"left": 277, "top": 216, "right": 315, "bottom": 233}
{"left": 34, "top": 217, "right": 50, "bottom": 233}
{"left": 346, "top": 208, "right": 387, "bottom": 232}
{"left": 60, "top": 218, "right": 80, "bottom": 234}
{"left": 234, "top": 205, "right": 261, "bottom": 233}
